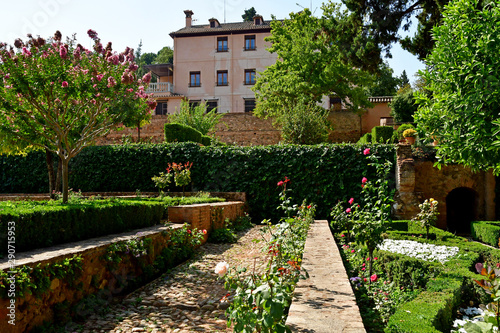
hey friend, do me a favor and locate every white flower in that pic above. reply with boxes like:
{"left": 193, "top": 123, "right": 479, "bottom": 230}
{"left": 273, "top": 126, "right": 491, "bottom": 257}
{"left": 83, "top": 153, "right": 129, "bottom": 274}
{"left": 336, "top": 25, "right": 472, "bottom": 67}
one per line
{"left": 378, "top": 239, "right": 459, "bottom": 263}
{"left": 215, "top": 261, "right": 229, "bottom": 277}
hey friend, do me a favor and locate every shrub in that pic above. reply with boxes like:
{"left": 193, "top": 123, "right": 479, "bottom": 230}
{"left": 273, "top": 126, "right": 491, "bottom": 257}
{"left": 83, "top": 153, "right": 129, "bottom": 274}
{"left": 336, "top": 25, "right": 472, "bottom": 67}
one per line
{"left": 168, "top": 100, "right": 224, "bottom": 135}
{"left": 278, "top": 101, "right": 330, "bottom": 145}
{"left": 164, "top": 123, "right": 203, "bottom": 143}
{"left": 357, "top": 132, "right": 372, "bottom": 144}
{"left": 208, "top": 228, "right": 238, "bottom": 243}
{"left": 471, "top": 221, "right": 500, "bottom": 248}
{"left": 201, "top": 135, "right": 212, "bottom": 146}
{"left": 371, "top": 126, "right": 394, "bottom": 143}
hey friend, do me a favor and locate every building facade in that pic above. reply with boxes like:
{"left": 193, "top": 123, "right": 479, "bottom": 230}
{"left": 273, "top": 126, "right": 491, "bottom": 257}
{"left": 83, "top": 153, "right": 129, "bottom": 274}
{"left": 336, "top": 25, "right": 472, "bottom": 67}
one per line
{"left": 145, "top": 10, "right": 278, "bottom": 115}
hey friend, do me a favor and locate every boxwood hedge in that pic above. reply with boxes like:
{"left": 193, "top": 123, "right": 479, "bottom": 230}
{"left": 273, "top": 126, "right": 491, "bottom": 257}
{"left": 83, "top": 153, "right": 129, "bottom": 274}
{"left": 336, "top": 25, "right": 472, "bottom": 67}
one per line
{"left": 0, "top": 143, "right": 396, "bottom": 222}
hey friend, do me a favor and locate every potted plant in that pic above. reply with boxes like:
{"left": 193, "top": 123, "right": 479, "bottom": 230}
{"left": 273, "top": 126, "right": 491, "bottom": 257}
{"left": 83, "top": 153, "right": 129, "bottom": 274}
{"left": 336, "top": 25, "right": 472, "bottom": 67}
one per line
{"left": 403, "top": 128, "right": 417, "bottom": 145}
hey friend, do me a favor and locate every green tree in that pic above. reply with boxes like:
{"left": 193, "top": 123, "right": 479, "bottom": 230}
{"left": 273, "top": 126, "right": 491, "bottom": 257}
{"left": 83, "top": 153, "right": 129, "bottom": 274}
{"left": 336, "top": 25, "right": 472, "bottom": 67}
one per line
{"left": 365, "top": 62, "right": 401, "bottom": 97}
{"left": 343, "top": 0, "right": 449, "bottom": 61}
{"left": 253, "top": 4, "right": 373, "bottom": 120}
{"left": 155, "top": 46, "right": 173, "bottom": 64}
{"left": 390, "top": 85, "right": 417, "bottom": 123}
{"left": 399, "top": 70, "right": 410, "bottom": 89}
{"left": 242, "top": 7, "right": 257, "bottom": 21}
{"left": 0, "top": 31, "right": 157, "bottom": 202}
{"left": 415, "top": 0, "right": 500, "bottom": 174}
{"left": 169, "top": 100, "right": 224, "bottom": 135}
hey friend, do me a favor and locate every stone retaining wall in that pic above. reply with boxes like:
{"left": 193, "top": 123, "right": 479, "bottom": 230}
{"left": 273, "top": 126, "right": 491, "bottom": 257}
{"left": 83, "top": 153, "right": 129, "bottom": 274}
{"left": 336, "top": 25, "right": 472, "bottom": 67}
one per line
{"left": 286, "top": 220, "right": 366, "bottom": 332}
{"left": 0, "top": 201, "right": 245, "bottom": 332}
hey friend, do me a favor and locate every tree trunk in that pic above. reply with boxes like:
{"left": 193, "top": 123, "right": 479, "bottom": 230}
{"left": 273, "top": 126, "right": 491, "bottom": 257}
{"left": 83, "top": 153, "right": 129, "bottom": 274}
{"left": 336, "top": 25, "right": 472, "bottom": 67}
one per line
{"left": 61, "top": 157, "right": 70, "bottom": 204}
{"left": 45, "top": 149, "right": 56, "bottom": 199}
{"left": 137, "top": 126, "right": 141, "bottom": 141}
{"left": 56, "top": 156, "right": 62, "bottom": 193}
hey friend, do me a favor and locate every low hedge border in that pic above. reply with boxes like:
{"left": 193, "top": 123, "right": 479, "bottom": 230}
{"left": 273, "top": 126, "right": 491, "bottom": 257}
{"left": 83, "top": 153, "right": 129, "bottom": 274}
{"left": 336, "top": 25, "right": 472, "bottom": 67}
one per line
{"left": 0, "top": 196, "right": 224, "bottom": 254}
{"left": 382, "top": 221, "right": 500, "bottom": 332}
{"left": 471, "top": 221, "right": 500, "bottom": 248}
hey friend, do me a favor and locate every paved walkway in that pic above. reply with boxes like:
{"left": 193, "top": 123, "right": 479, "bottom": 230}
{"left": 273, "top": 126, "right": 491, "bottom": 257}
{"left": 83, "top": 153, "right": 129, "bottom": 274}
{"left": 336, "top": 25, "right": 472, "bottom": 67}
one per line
{"left": 286, "top": 220, "right": 366, "bottom": 332}
{"left": 68, "top": 226, "right": 269, "bottom": 333}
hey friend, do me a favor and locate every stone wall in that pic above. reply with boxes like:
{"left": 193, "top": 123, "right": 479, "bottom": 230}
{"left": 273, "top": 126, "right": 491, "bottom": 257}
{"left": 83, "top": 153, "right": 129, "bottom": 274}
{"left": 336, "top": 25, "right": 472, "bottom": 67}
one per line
{"left": 393, "top": 144, "right": 496, "bottom": 231}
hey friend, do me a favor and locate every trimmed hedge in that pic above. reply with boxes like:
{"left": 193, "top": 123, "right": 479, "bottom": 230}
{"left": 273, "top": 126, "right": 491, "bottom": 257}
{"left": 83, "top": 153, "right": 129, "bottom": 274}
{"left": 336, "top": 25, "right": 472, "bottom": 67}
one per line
{"left": 0, "top": 196, "right": 224, "bottom": 254}
{"left": 0, "top": 143, "right": 396, "bottom": 222}
{"left": 357, "top": 133, "right": 372, "bottom": 144}
{"left": 380, "top": 221, "right": 498, "bottom": 332}
{"left": 164, "top": 123, "right": 203, "bottom": 143}
{"left": 372, "top": 126, "right": 394, "bottom": 143}
{"left": 471, "top": 221, "right": 500, "bottom": 248}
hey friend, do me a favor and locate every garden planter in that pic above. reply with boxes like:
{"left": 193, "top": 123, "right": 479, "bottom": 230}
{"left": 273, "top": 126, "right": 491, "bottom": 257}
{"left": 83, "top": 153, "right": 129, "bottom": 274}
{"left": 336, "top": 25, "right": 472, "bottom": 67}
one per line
{"left": 405, "top": 136, "right": 416, "bottom": 145}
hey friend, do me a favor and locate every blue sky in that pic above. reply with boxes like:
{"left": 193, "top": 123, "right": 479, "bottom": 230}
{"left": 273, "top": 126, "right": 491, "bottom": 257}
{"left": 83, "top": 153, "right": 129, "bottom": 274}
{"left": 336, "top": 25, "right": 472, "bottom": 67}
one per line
{"left": 0, "top": 0, "right": 424, "bottom": 82}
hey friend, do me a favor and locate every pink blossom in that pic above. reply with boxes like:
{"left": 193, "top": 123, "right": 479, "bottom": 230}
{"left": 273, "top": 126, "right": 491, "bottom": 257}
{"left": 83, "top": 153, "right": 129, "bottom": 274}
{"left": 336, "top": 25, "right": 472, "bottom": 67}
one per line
{"left": 146, "top": 99, "right": 157, "bottom": 110}
{"left": 22, "top": 47, "right": 31, "bottom": 57}
{"left": 59, "top": 45, "right": 67, "bottom": 58}
{"left": 346, "top": 208, "right": 351, "bottom": 213}
{"left": 61, "top": 81, "right": 68, "bottom": 88}
{"left": 362, "top": 268, "right": 365, "bottom": 271}
{"left": 370, "top": 274, "right": 378, "bottom": 282}
{"left": 363, "top": 148, "right": 370, "bottom": 155}
{"left": 341, "top": 234, "right": 345, "bottom": 237}
{"left": 128, "top": 63, "right": 138, "bottom": 71}
{"left": 5, "top": 74, "right": 9, "bottom": 79}
{"left": 348, "top": 197, "right": 354, "bottom": 205}
{"left": 361, "top": 177, "right": 368, "bottom": 184}
{"left": 351, "top": 250, "right": 355, "bottom": 253}
{"left": 277, "top": 181, "right": 284, "bottom": 186}
{"left": 87, "top": 29, "right": 98, "bottom": 40}
{"left": 142, "top": 73, "right": 152, "bottom": 85}
{"left": 107, "top": 77, "right": 116, "bottom": 88}
{"left": 96, "top": 74, "right": 104, "bottom": 81}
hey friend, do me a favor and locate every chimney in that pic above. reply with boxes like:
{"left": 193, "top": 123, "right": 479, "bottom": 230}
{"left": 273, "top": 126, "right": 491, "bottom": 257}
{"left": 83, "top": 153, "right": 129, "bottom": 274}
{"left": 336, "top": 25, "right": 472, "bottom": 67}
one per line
{"left": 184, "top": 10, "right": 194, "bottom": 28}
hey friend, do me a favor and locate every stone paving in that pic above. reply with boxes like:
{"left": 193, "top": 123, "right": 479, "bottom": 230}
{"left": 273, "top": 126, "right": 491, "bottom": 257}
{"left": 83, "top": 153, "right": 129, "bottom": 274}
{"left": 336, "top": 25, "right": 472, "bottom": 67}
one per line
{"left": 67, "top": 226, "right": 270, "bottom": 333}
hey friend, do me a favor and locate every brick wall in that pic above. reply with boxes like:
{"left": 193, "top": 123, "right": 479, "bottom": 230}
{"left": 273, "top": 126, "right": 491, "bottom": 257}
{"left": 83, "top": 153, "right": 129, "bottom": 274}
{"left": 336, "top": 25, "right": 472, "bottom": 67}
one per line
{"left": 96, "top": 112, "right": 363, "bottom": 146}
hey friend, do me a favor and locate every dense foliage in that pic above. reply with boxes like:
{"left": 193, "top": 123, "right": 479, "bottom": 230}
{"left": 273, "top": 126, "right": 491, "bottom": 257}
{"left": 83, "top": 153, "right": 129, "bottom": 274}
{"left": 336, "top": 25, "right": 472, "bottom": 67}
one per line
{"left": 415, "top": 0, "right": 500, "bottom": 174}
{"left": 278, "top": 101, "right": 330, "bottom": 145}
{"left": 253, "top": 4, "right": 373, "bottom": 119}
{"left": 390, "top": 85, "right": 418, "bottom": 123}
{"left": 0, "top": 143, "right": 396, "bottom": 221}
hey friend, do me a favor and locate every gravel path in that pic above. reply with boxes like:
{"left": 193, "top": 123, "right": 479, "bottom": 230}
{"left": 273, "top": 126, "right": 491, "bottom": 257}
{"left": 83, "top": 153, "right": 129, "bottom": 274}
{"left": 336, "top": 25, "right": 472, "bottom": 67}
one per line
{"left": 71, "top": 225, "right": 269, "bottom": 333}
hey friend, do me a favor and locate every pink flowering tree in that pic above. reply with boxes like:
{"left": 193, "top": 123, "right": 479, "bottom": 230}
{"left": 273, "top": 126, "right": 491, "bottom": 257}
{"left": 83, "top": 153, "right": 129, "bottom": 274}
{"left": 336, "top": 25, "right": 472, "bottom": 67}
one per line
{"left": 0, "top": 30, "right": 157, "bottom": 203}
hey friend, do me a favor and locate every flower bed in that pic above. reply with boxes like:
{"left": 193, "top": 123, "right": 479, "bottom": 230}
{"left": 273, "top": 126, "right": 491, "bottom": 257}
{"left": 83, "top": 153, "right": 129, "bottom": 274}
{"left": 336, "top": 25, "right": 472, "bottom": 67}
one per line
{"left": 334, "top": 222, "right": 500, "bottom": 332}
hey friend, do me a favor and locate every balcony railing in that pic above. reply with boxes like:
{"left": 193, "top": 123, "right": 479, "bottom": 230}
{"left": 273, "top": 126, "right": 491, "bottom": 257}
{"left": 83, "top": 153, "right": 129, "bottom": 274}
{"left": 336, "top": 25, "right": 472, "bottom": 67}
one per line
{"left": 146, "top": 82, "right": 174, "bottom": 94}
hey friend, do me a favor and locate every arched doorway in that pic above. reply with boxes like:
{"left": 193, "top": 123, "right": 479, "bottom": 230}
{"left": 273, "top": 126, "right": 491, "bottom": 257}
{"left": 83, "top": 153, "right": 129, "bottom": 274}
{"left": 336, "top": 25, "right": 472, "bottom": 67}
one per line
{"left": 446, "top": 187, "right": 477, "bottom": 234}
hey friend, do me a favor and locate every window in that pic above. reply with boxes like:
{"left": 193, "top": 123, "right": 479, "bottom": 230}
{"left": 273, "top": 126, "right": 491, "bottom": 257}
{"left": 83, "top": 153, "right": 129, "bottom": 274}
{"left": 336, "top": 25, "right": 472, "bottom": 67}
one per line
{"left": 217, "top": 37, "right": 228, "bottom": 52}
{"left": 244, "top": 98, "right": 256, "bottom": 112}
{"left": 189, "top": 100, "right": 201, "bottom": 109}
{"left": 217, "top": 70, "right": 228, "bottom": 86}
{"left": 245, "top": 69, "right": 256, "bottom": 85}
{"left": 244, "top": 35, "right": 256, "bottom": 51}
{"left": 189, "top": 71, "right": 201, "bottom": 87}
{"left": 255, "top": 17, "right": 261, "bottom": 25}
{"left": 210, "top": 21, "right": 216, "bottom": 28}
{"left": 155, "top": 102, "right": 168, "bottom": 115}
{"left": 330, "top": 96, "right": 342, "bottom": 111}
{"left": 206, "top": 100, "right": 218, "bottom": 113}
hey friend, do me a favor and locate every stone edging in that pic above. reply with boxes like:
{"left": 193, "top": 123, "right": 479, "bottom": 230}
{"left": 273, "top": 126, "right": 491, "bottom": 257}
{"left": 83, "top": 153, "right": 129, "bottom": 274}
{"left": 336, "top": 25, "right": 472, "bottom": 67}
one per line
{"left": 286, "top": 220, "right": 366, "bottom": 332}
